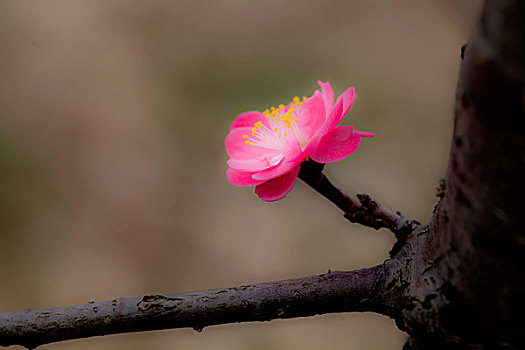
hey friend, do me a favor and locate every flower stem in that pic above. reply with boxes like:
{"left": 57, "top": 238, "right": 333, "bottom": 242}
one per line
{"left": 298, "top": 160, "right": 419, "bottom": 239}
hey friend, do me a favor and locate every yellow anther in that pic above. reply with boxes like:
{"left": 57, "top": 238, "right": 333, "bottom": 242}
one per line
{"left": 242, "top": 134, "right": 249, "bottom": 139}
{"left": 245, "top": 140, "right": 250, "bottom": 145}
{"left": 249, "top": 141, "right": 254, "bottom": 146}
{"left": 251, "top": 120, "right": 264, "bottom": 136}
{"left": 258, "top": 94, "right": 307, "bottom": 137}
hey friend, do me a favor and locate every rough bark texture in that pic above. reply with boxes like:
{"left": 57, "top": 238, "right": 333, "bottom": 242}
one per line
{"left": 0, "top": 266, "right": 403, "bottom": 349}
{"left": 392, "top": 0, "right": 525, "bottom": 348}
{"left": 0, "top": 0, "right": 523, "bottom": 348}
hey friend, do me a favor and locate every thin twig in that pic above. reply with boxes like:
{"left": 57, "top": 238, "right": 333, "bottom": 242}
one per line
{"left": 0, "top": 265, "right": 396, "bottom": 349}
{"left": 298, "top": 160, "right": 419, "bottom": 239}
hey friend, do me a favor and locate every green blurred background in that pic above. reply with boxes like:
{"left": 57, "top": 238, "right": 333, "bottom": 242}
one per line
{"left": 0, "top": 1, "right": 481, "bottom": 349}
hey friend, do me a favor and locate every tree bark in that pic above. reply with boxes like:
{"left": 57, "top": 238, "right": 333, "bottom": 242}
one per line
{"left": 0, "top": 0, "right": 523, "bottom": 348}
{"left": 392, "top": 0, "right": 525, "bottom": 348}
{"left": 0, "top": 265, "right": 405, "bottom": 349}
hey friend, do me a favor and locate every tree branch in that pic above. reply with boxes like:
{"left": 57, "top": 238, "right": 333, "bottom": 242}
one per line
{"left": 298, "top": 160, "right": 419, "bottom": 240}
{"left": 0, "top": 264, "right": 400, "bottom": 349}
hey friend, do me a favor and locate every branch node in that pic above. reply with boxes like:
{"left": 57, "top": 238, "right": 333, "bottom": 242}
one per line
{"left": 298, "top": 160, "right": 420, "bottom": 239}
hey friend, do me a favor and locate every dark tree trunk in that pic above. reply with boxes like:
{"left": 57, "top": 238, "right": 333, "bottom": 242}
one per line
{"left": 392, "top": 1, "right": 525, "bottom": 348}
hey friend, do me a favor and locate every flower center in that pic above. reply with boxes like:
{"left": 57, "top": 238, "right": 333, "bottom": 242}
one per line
{"left": 242, "top": 96, "right": 308, "bottom": 149}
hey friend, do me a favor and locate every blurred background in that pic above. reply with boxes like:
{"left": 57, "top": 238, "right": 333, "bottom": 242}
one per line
{"left": 0, "top": 1, "right": 481, "bottom": 349}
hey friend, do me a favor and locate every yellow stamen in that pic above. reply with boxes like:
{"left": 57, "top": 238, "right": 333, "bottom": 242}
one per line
{"left": 257, "top": 92, "right": 308, "bottom": 138}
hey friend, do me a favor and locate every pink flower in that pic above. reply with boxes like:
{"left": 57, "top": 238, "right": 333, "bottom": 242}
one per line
{"left": 225, "top": 81, "right": 374, "bottom": 202}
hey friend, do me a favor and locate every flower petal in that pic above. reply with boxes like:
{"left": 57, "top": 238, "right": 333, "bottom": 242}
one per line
{"left": 252, "top": 159, "right": 299, "bottom": 181}
{"left": 227, "top": 153, "right": 283, "bottom": 171}
{"left": 302, "top": 132, "right": 323, "bottom": 156}
{"left": 318, "top": 80, "right": 334, "bottom": 117}
{"left": 355, "top": 130, "right": 375, "bottom": 138}
{"left": 230, "top": 111, "right": 270, "bottom": 131}
{"left": 309, "top": 125, "right": 362, "bottom": 164}
{"left": 322, "top": 87, "right": 356, "bottom": 133}
{"left": 282, "top": 134, "right": 302, "bottom": 160}
{"left": 255, "top": 165, "right": 301, "bottom": 202}
{"left": 295, "top": 90, "right": 326, "bottom": 142}
{"left": 225, "top": 127, "right": 281, "bottom": 161}
{"left": 252, "top": 136, "right": 303, "bottom": 181}
{"left": 226, "top": 168, "right": 266, "bottom": 187}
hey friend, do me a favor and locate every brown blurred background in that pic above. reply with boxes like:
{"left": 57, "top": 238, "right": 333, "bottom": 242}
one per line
{"left": 0, "top": 1, "right": 481, "bottom": 349}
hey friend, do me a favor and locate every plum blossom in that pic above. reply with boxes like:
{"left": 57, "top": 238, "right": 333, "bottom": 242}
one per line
{"left": 225, "top": 81, "right": 374, "bottom": 201}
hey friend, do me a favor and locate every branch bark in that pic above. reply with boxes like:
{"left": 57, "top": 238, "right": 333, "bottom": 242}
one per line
{"left": 0, "top": 162, "right": 417, "bottom": 349}
{"left": 298, "top": 160, "right": 419, "bottom": 240}
{"left": 0, "top": 264, "right": 403, "bottom": 349}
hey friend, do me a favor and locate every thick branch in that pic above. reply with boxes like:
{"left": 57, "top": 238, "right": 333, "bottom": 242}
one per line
{"left": 0, "top": 264, "right": 400, "bottom": 349}
{"left": 298, "top": 160, "right": 418, "bottom": 239}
